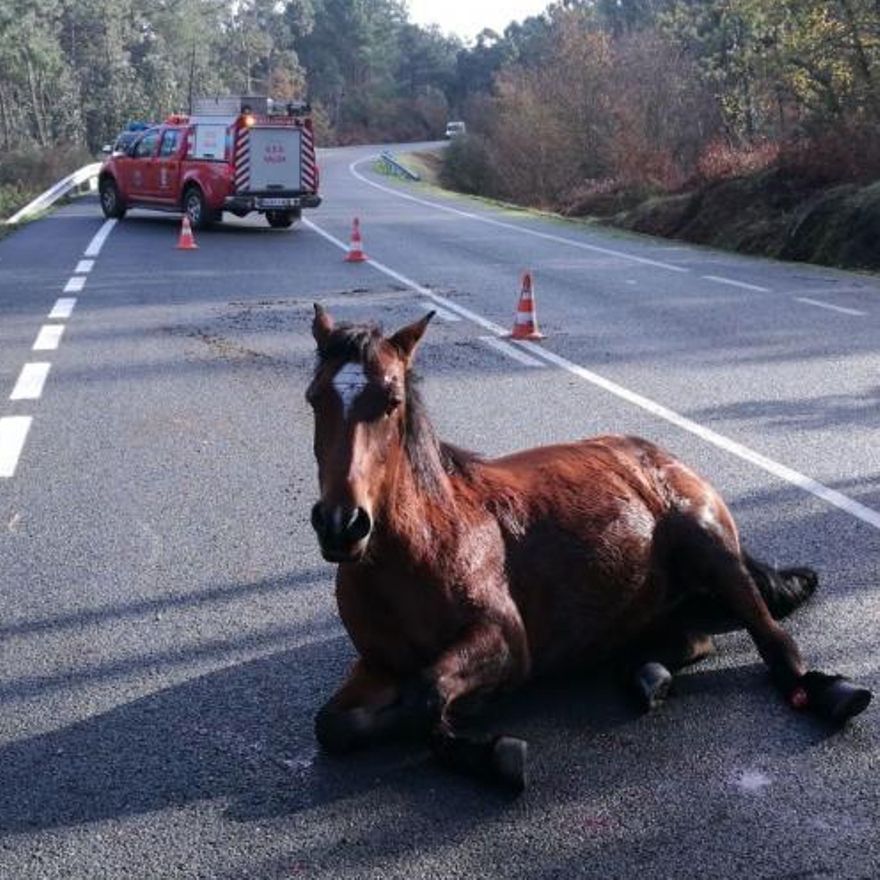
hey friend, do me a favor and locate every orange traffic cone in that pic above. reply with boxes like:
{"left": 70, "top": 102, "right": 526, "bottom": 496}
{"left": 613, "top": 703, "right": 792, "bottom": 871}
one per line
{"left": 176, "top": 215, "right": 198, "bottom": 250}
{"left": 508, "top": 271, "right": 544, "bottom": 340}
{"left": 344, "top": 217, "right": 367, "bottom": 263}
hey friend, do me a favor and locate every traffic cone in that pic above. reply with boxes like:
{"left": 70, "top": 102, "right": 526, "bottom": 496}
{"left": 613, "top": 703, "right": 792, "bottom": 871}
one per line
{"left": 508, "top": 271, "right": 544, "bottom": 340}
{"left": 176, "top": 215, "right": 198, "bottom": 250}
{"left": 344, "top": 217, "right": 367, "bottom": 263}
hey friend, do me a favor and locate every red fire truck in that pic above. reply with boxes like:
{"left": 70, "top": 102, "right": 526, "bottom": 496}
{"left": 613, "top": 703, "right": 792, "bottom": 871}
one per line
{"left": 98, "top": 96, "right": 320, "bottom": 229}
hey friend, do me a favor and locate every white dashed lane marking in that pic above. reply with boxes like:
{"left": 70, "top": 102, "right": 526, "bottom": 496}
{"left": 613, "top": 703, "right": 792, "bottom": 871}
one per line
{"left": 10, "top": 363, "right": 51, "bottom": 401}
{"left": 1, "top": 219, "right": 116, "bottom": 478}
{"left": 430, "top": 305, "right": 461, "bottom": 322}
{"left": 32, "top": 325, "right": 65, "bottom": 351}
{"left": 63, "top": 276, "right": 85, "bottom": 293}
{"left": 48, "top": 298, "right": 76, "bottom": 319}
{"left": 702, "top": 275, "right": 771, "bottom": 293}
{"left": 83, "top": 219, "right": 117, "bottom": 258}
{"left": 794, "top": 297, "right": 866, "bottom": 317}
{"left": 0, "top": 416, "right": 32, "bottom": 477}
{"left": 480, "top": 336, "right": 545, "bottom": 368}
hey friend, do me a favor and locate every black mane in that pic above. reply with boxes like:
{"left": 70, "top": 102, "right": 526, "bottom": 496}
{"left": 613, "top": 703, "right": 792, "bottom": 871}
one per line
{"left": 404, "top": 374, "right": 482, "bottom": 494}
{"left": 315, "top": 321, "right": 481, "bottom": 494}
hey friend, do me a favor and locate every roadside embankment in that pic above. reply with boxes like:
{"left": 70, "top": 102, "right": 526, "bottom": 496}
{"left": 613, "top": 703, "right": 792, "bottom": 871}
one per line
{"left": 430, "top": 142, "right": 880, "bottom": 273}
{"left": 596, "top": 171, "right": 880, "bottom": 272}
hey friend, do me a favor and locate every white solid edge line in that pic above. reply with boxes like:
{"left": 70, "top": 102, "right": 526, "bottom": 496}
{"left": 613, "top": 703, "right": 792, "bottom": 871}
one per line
{"left": 0, "top": 416, "right": 33, "bottom": 478}
{"left": 74, "top": 259, "right": 94, "bottom": 274}
{"left": 33, "top": 325, "right": 65, "bottom": 351}
{"left": 305, "top": 215, "right": 880, "bottom": 532}
{"left": 480, "top": 336, "right": 545, "bottom": 368}
{"left": 49, "top": 297, "right": 77, "bottom": 319}
{"left": 348, "top": 157, "right": 690, "bottom": 274}
{"left": 10, "top": 363, "right": 51, "bottom": 401}
{"left": 702, "top": 274, "right": 771, "bottom": 293}
{"left": 64, "top": 276, "right": 86, "bottom": 293}
{"left": 794, "top": 297, "right": 866, "bottom": 317}
{"left": 84, "top": 218, "right": 117, "bottom": 258}
{"left": 517, "top": 340, "right": 880, "bottom": 530}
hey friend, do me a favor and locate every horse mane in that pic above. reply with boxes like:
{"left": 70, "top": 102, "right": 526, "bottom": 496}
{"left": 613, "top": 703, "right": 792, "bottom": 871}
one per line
{"left": 315, "top": 321, "right": 482, "bottom": 496}
{"left": 404, "top": 374, "right": 482, "bottom": 494}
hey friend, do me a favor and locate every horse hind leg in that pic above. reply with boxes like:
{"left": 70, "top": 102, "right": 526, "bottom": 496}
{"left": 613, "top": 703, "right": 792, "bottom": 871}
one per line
{"left": 661, "top": 515, "right": 871, "bottom": 724}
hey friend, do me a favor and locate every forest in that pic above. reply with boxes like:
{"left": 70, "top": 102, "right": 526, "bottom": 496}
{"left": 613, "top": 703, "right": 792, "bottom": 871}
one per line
{"left": 2, "top": 0, "right": 879, "bottom": 265}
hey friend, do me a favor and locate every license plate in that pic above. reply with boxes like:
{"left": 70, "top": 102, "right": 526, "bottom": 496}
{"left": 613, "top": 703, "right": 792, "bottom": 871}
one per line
{"left": 257, "top": 197, "right": 300, "bottom": 209}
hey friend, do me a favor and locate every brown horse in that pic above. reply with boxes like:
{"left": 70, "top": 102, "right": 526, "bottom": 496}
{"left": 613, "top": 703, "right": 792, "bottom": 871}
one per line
{"left": 306, "top": 305, "right": 871, "bottom": 791}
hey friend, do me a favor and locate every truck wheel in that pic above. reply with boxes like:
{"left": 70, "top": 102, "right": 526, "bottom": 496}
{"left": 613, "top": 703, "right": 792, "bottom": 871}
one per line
{"left": 266, "top": 210, "right": 299, "bottom": 229}
{"left": 99, "top": 178, "right": 126, "bottom": 219}
{"left": 183, "top": 186, "right": 215, "bottom": 230}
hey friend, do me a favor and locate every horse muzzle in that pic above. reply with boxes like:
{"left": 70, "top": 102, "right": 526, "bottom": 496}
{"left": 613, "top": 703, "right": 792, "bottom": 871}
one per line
{"left": 310, "top": 502, "right": 373, "bottom": 563}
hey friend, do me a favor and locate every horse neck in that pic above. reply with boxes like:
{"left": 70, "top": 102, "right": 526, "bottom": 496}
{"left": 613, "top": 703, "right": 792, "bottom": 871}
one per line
{"left": 373, "top": 436, "right": 470, "bottom": 563}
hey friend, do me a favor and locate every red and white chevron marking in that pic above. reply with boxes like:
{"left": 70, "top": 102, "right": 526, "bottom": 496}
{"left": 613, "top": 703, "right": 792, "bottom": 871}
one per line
{"left": 234, "top": 127, "right": 250, "bottom": 192}
{"left": 301, "top": 124, "right": 317, "bottom": 192}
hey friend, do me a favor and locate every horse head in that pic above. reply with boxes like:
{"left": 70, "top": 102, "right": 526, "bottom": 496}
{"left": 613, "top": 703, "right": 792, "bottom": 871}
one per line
{"left": 306, "top": 304, "right": 434, "bottom": 563}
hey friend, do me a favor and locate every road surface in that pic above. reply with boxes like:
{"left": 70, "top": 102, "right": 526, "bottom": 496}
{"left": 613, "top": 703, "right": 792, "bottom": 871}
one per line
{"left": 1, "top": 143, "right": 878, "bottom": 879}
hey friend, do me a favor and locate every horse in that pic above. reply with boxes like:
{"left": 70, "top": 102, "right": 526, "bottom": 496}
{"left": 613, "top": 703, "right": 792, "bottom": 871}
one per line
{"left": 305, "top": 304, "right": 872, "bottom": 791}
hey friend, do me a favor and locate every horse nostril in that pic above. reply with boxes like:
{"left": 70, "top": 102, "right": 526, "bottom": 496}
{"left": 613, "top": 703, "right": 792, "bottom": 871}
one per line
{"left": 345, "top": 507, "right": 372, "bottom": 543}
{"left": 310, "top": 502, "right": 326, "bottom": 534}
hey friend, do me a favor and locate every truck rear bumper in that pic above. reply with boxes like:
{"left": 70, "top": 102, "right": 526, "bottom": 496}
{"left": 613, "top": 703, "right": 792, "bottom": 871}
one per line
{"left": 223, "top": 192, "right": 321, "bottom": 212}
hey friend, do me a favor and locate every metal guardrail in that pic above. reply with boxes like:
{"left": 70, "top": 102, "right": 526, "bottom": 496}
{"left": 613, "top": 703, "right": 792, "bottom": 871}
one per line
{"left": 377, "top": 151, "right": 420, "bottom": 181}
{"left": 5, "top": 162, "right": 102, "bottom": 225}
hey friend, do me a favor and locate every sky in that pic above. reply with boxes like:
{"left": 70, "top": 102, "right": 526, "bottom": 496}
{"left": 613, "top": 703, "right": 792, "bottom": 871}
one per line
{"left": 405, "top": 0, "right": 550, "bottom": 42}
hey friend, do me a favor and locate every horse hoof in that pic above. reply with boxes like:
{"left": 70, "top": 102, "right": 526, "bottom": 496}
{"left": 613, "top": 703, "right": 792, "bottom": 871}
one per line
{"left": 802, "top": 672, "right": 873, "bottom": 725}
{"left": 492, "top": 736, "right": 528, "bottom": 793}
{"left": 636, "top": 661, "right": 673, "bottom": 711}
{"left": 314, "top": 706, "right": 372, "bottom": 754}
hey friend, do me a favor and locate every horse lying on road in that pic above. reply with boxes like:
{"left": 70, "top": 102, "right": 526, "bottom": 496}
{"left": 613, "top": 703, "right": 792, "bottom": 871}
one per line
{"left": 306, "top": 305, "right": 872, "bottom": 791}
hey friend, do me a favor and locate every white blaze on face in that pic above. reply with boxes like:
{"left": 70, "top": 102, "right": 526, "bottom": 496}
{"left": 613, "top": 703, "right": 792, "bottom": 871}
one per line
{"left": 332, "top": 362, "right": 369, "bottom": 418}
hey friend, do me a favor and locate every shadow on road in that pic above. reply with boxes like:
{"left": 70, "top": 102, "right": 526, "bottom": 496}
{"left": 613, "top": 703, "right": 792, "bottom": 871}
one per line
{"left": 0, "top": 634, "right": 848, "bottom": 838}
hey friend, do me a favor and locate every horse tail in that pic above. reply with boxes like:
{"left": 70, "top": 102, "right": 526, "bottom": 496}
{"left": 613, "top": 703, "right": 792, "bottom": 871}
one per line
{"left": 744, "top": 553, "right": 818, "bottom": 620}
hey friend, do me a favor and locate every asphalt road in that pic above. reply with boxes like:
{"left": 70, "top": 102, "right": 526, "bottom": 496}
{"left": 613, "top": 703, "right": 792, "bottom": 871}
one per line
{"left": 1, "top": 142, "right": 879, "bottom": 879}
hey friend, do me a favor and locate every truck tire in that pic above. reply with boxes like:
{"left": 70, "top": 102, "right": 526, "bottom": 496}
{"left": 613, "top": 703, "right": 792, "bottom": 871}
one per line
{"left": 183, "top": 186, "right": 216, "bottom": 230}
{"left": 266, "top": 209, "right": 300, "bottom": 229}
{"left": 99, "top": 178, "right": 126, "bottom": 219}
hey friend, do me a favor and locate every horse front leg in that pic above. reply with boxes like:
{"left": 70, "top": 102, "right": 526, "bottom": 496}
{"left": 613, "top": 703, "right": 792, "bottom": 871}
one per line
{"left": 315, "top": 660, "right": 417, "bottom": 754}
{"left": 422, "top": 620, "right": 531, "bottom": 793}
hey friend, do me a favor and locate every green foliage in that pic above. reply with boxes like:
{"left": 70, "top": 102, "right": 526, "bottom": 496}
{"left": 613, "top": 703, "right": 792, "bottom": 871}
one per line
{"left": 1, "top": 0, "right": 877, "bottom": 203}
{"left": 0, "top": 0, "right": 463, "bottom": 162}
{"left": 440, "top": 134, "right": 497, "bottom": 195}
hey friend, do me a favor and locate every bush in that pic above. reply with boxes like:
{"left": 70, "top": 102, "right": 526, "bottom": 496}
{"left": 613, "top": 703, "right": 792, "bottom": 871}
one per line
{"left": 691, "top": 139, "right": 780, "bottom": 185}
{"left": 778, "top": 124, "right": 880, "bottom": 185}
{"left": 0, "top": 145, "right": 94, "bottom": 190}
{"left": 0, "top": 144, "right": 95, "bottom": 221}
{"left": 440, "top": 134, "right": 497, "bottom": 196}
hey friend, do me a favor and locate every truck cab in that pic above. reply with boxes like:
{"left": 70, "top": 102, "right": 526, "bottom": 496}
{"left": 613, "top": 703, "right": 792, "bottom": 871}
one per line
{"left": 98, "top": 97, "right": 321, "bottom": 230}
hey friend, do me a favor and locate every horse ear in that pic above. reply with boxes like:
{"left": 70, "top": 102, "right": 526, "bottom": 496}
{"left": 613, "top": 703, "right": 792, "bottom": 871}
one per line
{"left": 312, "top": 303, "right": 334, "bottom": 349}
{"left": 389, "top": 311, "right": 435, "bottom": 366}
